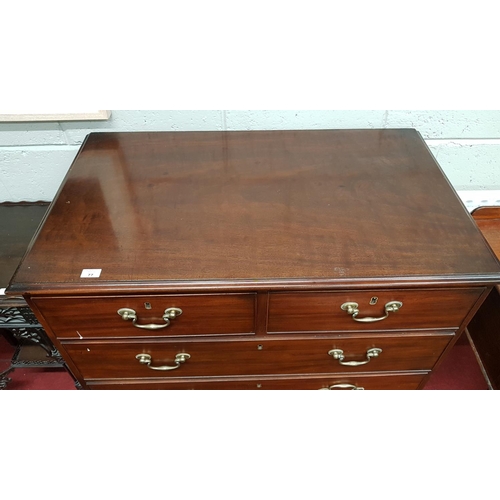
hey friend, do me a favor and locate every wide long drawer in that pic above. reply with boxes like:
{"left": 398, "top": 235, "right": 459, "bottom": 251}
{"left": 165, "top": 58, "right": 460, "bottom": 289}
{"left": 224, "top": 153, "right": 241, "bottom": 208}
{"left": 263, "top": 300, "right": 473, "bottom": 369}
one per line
{"left": 63, "top": 333, "right": 453, "bottom": 379}
{"left": 268, "top": 288, "right": 484, "bottom": 333}
{"left": 33, "top": 294, "right": 256, "bottom": 339}
{"left": 86, "top": 372, "right": 428, "bottom": 390}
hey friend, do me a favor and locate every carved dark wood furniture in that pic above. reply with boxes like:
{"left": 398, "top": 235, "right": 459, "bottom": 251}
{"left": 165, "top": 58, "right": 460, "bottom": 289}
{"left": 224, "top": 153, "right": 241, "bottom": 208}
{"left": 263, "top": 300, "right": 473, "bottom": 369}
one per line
{"left": 466, "top": 207, "right": 500, "bottom": 389}
{"left": 7, "top": 130, "right": 500, "bottom": 389}
{"left": 0, "top": 203, "right": 65, "bottom": 389}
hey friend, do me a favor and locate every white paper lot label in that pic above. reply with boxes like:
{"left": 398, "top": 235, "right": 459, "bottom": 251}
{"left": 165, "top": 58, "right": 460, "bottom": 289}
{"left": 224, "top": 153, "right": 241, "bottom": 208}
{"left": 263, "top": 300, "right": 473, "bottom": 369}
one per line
{"left": 80, "top": 269, "right": 102, "bottom": 278}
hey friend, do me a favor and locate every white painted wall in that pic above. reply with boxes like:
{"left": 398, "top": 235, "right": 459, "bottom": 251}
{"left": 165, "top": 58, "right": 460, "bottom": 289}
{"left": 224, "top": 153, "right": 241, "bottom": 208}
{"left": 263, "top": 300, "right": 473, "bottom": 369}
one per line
{"left": 1, "top": 110, "right": 499, "bottom": 208}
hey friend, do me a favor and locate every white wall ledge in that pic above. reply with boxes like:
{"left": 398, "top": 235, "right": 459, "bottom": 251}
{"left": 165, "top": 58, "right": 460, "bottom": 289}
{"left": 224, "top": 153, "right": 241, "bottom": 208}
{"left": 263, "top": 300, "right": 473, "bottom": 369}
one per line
{"left": 457, "top": 190, "right": 500, "bottom": 211}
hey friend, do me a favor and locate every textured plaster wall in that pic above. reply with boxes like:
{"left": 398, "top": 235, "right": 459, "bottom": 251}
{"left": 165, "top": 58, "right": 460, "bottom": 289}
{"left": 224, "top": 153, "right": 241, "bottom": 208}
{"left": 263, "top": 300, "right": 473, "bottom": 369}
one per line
{"left": 0, "top": 110, "right": 499, "bottom": 203}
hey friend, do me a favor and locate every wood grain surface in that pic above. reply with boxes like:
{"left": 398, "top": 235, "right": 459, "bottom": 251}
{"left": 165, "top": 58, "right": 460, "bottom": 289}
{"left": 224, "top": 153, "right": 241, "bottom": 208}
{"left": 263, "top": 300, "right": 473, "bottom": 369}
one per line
{"left": 9, "top": 129, "right": 500, "bottom": 294}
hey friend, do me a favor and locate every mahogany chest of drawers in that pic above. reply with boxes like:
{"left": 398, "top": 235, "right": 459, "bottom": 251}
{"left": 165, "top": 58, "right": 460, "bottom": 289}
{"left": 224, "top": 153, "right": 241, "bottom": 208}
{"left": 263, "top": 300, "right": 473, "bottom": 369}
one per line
{"left": 7, "top": 129, "right": 500, "bottom": 389}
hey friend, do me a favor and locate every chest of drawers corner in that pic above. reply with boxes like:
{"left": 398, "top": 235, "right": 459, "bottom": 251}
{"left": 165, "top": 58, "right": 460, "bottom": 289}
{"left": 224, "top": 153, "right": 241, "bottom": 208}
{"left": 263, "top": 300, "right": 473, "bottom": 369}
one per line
{"left": 9, "top": 130, "right": 500, "bottom": 390}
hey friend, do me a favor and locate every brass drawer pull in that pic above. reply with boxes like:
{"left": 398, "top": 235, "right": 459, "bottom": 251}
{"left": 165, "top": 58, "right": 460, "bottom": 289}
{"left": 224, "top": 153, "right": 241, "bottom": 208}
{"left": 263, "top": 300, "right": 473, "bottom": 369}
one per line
{"left": 341, "top": 301, "right": 403, "bottom": 322}
{"left": 320, "top": 384, "right": 365, "bottom": 390}
{"left": 117, "top": 307, "right": 182, "bottom": 330}
{"left": 135, "top": 352, "right": 190, "bottom": 370}
{"left": 328, "top": 347, "right": 382, "bottom": 366}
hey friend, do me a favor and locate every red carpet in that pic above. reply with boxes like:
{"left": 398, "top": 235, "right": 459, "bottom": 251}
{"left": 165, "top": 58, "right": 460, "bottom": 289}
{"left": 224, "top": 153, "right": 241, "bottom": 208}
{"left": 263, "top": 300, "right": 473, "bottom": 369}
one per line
{"left": 424, "top": 334, "right": 489, "bottom": 390}
{"left": 0, "top": 332, "right": 489, "bottom": 390}
{"left": 0, "top": 335, "right": 76, "bottom": 390}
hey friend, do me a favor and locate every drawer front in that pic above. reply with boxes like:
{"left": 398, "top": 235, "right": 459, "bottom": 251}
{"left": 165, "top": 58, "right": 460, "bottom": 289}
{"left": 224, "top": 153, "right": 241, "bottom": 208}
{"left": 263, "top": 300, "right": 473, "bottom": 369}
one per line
{"left": 268, "top": 288, "right": 484, "bottom": 333}
{"left": 33, "top": 294, "right": 256, "bottom": 339}
{"left": 86, "top": 373, "right": 427, "bottom": 390}
{"left": 63, "top": 334, "right": 452, "bottom": 380}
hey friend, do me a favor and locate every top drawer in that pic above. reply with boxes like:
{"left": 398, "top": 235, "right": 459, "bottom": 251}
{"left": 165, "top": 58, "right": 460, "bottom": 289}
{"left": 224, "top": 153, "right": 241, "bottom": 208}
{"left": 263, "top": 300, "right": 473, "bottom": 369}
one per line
{"left": 267, "top": 288, "right": 484, "bottom": 333}
{"left": 33, "top": 294, "right": 256, "bottom": 340}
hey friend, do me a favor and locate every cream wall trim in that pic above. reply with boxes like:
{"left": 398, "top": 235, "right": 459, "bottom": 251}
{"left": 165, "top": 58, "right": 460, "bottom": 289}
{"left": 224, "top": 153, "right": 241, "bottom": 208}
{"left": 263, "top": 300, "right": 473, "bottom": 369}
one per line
{"left": 0, "top": 111, "right": 111, "bottom": 122}
{"left": 457, "top": 190, "right": 500, "bottom": 212}
{"left": 426, "top": 139, "right": 500, "bottom": 146}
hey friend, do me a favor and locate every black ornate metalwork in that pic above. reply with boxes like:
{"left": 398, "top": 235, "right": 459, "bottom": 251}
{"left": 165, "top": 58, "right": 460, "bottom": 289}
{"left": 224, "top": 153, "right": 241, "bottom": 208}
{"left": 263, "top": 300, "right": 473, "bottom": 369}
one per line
{"left": 1, "top": 304, "right": 70, "bottom": 385}
{"left": 0, "top": 306, "right": 41, "bottom": 327}
{"left": 0, "top": 368, "right": 14, "bottom": 390}
{"left": 1, "top": 306, "right": 64, "bottom": 364}
{"left": 11, "top": 344, "right": 65, "bottom": 368}
{"left": 9, "top": 327, "right": 58, "bottom": 358}
{"left": 10, "top": 328, "right": 64, "bottom": 366}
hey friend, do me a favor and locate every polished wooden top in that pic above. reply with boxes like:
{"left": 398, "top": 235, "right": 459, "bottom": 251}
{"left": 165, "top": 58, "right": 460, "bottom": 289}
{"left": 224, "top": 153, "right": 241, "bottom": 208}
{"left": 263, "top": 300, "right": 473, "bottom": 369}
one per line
{"left": 8, "top": 129, "right": 500, "bottom": 294}
{"left": 472, "top": 207, "right": 500, "bottom": 260}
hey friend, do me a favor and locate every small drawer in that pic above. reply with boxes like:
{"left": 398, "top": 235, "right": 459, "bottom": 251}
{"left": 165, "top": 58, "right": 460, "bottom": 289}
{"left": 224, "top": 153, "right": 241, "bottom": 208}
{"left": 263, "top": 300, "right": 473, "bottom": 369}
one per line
{"left": 268, "top": 288, "right": 484, "bottom": 333}
{"left": 62, "top": 333, "right": 452, "bottom": 380}
{"left": 86, "top": 372, "right": 428, "bottom": 390}
{"left": 33, "top": 294, "right": 256, "bottom": 339}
